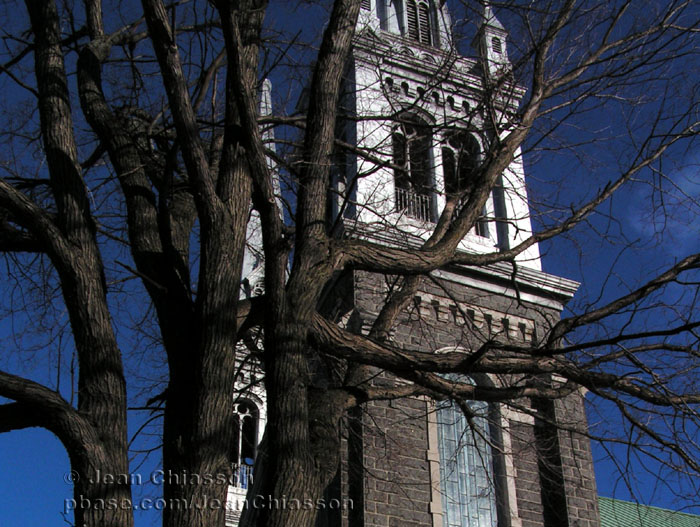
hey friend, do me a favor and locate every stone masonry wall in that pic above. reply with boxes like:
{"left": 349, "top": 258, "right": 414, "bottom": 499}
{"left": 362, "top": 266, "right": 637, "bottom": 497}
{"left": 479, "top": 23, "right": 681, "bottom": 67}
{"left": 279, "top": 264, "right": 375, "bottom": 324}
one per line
{"left": 343, "top": 269, "right": 601, "bottom": 527}
{"left": 363, "top": 396, "right": 433, "bottom": 527}
{"left": 555, "top": 394, "right": 601, "bottom": 527}
{"left": 510, "top": 419, "right": 547, "bottom": 527}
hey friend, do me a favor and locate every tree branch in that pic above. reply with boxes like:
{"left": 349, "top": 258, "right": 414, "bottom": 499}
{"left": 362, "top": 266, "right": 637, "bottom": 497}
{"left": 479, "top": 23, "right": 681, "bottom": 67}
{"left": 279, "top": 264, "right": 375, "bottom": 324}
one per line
{"left": 0, "top": 402, "right": 45, "bottom": 434}
{"left": 141, "top": 0, "right": 218, "bottom": 220}
{"left": 548, "top": 252, "right": 700, "bottom": 344}
{"left": 0, "top": 370, "right": 103, "bottom": 455}
{"left": 0, "top": 223, "right": 45, "bottom": 252}
{"left": 0, "top": 180, "right": 71, "bottom": 268}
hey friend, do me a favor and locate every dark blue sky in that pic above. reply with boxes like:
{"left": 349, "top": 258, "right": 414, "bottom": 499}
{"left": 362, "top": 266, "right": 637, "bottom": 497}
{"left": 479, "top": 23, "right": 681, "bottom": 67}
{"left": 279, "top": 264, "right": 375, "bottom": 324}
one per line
{"left": 1, "top": 1, "right": 699, "bottom": 525}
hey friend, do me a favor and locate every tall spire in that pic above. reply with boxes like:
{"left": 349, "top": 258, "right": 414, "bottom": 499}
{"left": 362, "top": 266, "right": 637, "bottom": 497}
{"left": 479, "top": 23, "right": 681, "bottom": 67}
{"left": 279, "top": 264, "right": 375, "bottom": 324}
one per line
{"left": 475, "top": 2, "right": 510, "bottom": 78}
{"left": 241, "top": 79, "right": 280, "bottom": 298}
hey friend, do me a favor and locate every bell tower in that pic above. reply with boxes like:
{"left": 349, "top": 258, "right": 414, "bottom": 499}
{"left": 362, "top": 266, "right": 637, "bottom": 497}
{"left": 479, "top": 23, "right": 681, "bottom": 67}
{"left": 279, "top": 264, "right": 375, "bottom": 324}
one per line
{"left": 333, "top": 0, "right": 543, "bottom": 270}
{"left": 322, "top": 3, "right": 602, "bottom": 527}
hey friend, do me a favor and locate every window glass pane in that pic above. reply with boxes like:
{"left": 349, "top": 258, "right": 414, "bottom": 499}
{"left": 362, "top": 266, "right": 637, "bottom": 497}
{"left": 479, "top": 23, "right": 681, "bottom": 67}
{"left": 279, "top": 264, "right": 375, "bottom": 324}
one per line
{"left": 444, "top": 131, "right": 479, "bottom": 195}
{"left": 241, "top": 414, "right": 257, "bottom": 463}
{"left": 437, "top": 393, "right": 497, "bottom": 527}
{"left": 442, "top": 147, "right": 457, "bottom": 196}
{"left": 409, "top": 130, "right": 432, "bottom": 192}
{"left": 231, "top": 400, "right": 259, "bottom": 465}
{"left": 476, "top": 205, "right": 490, "bottom": 238}
{"left": 230, "top": 414, "right": 240, "bottom": 464}
{"left": 456, "top": 134, "right": 479, "bottom": 192}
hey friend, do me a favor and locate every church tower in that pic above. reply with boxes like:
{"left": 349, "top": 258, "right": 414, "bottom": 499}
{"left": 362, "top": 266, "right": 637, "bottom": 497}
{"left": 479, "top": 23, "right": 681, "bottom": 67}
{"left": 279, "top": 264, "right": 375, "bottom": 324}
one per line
{"left": 474, "top": 4, "right": 511, "bottom": 80}
{"left": 323, "top": 3, "right": 602, "bottom": 527}
{"left": 332, "top": 0, "right": 542, "bottom": 272}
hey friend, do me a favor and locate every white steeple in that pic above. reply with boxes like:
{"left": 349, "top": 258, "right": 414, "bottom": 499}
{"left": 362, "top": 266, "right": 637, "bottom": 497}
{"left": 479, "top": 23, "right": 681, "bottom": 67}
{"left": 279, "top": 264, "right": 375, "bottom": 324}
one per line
{"left": 476, "top": 3, "right": 511, "bottom": 79}
{"left": 241, "top": 79, "right": 280, "bottom": 298}
{"left": 343, "top": 1, "right": 542, "bottom": 271}
{"left": 483, "top": 4, "right": 505, "bottom": 31}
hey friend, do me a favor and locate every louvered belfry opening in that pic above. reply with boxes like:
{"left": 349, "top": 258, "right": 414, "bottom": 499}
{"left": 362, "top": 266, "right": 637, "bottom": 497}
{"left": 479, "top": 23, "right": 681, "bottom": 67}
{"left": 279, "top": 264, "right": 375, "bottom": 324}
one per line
{"left": 406, "top": 0, "right": 419, "bottom": 40}
{"left": 492, "top": 36, "right": 502, "bottom": 54}
{"left": 418, "top": 2, "right": 432, "bottom": 45}
{"left": 405, "top": 0, "right": 432, "bottom": 45}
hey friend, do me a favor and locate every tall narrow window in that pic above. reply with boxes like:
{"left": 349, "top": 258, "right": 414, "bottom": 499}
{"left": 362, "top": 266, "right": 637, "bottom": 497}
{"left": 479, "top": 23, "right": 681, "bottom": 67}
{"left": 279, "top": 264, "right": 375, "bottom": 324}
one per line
{"left": 442, "top": 132, "right": 479, "bottom": 197}
{"left": 405, "top": 0, "right": 432, "bottom": 45}
{"left": 437, "top": 395, "right": 497, "bottom": 527}
{"left": 393, "top": 114, "right": 434, "bottom": 221}
{"left": 230, "top": 400, "right": 259, "bottom": 489}
{"left": 475, "top": 208, "right": 490, "bottom": 238}
{"left": 406, "top": 0, "right": 419, "bottom": 40}
{"left": 418, "top": 2, "right": 432, "bottom": 45}
{"left": 492, "top": 177, "right": 509, "bottom": 249}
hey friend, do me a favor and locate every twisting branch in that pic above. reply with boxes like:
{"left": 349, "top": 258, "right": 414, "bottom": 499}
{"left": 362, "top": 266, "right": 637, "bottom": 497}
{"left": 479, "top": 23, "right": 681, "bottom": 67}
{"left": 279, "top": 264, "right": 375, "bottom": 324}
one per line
{"left": 0, "top": 369, "right": 104, "bottom": 462}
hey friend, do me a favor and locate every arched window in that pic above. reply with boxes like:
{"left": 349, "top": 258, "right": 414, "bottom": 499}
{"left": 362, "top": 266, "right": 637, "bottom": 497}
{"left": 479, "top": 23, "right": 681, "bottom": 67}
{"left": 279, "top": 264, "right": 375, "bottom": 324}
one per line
{"left": 437, "top": 391, "right": 498, "bottom": 527}
{"left": 230, "top": 399, "right": 259, "bottom": 489}
{"left": 405, "top": 0, "right": 432, "bottom": 45}
{"left": 393, "top": 114, "right": 434, "bottom": 221}
{"left": 441, "top": 132, "right": 489, "bottom": 237}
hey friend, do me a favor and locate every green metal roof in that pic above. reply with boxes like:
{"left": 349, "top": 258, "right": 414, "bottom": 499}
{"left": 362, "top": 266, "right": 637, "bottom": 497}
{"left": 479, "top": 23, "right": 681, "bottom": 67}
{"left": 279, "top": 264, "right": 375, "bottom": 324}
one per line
{"left": 599, "top": 497, "right": 700, "bottom": 527}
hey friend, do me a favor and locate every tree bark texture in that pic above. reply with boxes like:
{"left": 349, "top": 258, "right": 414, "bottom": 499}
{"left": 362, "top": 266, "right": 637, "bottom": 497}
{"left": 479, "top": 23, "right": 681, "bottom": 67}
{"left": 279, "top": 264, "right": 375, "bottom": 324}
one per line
{"left": 22, "top": 1, "right": 132, "bottom": 525}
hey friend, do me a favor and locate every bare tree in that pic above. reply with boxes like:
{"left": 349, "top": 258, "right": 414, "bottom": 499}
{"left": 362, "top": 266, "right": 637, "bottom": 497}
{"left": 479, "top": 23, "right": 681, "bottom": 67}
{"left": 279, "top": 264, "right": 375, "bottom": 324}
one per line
{"left": 0, "top": 1, "right": 699, "bottom": 527}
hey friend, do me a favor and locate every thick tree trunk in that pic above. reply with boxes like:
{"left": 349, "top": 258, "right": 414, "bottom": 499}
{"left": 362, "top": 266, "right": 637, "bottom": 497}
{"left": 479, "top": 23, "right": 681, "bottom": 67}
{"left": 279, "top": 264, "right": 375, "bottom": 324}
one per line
{"left": 249, "top": 2, "right": 362, "bottom": 525}
{"left": 160, "top": 327, "right": 238, "bottom": 527}
{"left": 71, "top": 458, "right": 135, "bottom": 527}
{"left": 253, "top": 294, "right": 350, "bottom": 527}
{"left": 263, "top": 325, "right": 324, "bottom": 527}
{"left": 24, "top": 1, "right": 133, "bottom": 525}
{"left": 138, "top": 0, "right": 258, "bottom": 524}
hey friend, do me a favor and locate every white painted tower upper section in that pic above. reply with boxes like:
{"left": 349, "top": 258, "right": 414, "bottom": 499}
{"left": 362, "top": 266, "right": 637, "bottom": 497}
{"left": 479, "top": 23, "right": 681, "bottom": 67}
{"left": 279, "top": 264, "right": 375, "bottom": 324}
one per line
{"left": 474, "top": 4, "right": 511, "bottom": 80}
{"left": 334, "top": 1, "right": 543, "bottom": 271}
